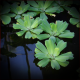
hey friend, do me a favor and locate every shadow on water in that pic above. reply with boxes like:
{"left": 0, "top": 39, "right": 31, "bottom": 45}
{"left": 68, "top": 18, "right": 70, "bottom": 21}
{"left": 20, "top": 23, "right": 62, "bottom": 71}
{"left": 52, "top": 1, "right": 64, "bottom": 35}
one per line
{"left": 1, "top": 1, "right": 80, "bottom": 80}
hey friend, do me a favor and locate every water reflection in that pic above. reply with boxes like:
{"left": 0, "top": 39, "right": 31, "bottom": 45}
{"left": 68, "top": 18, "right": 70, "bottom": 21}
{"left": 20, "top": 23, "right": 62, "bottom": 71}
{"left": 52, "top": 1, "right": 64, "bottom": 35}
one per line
{"left": 1, "top": 24, "right": 43, "bottom": 79}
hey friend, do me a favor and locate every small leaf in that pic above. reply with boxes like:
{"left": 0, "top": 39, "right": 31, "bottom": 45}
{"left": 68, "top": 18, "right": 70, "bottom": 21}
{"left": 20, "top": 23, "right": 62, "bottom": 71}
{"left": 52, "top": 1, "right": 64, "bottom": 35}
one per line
{"left": 25, "top": 31, "right": 32, "bottom": 39}
{"left": 17, "top": 18, "right": 24, "bottom": 26}
{"left": 6, "top": 13, "right": 16, "bottom": 17}
{"left": 31, "top": 17, "right": 39, "bottom": 28}
{"left": 16, "top": 30, "right": 26, "bottom": 36}
{"left": 51, "top": 60, "right": 60, "bottom": 70}
{"left": 35, "top": 48, "right": 42, "bottom": 54}
{"left": 28, "top": 7, "right": 39, "bottom": 11}
{"left": 36, "top": 41, "right": 48, "bottom": 54}
{"left": 31, "top": 29, "right": 43, "bottom": 34}
{"left": 40, "top": 13, "right": 48, "bottom": 20}
{"left": 37, "top": 34, "right": 50, "bottom": 40}
{"left": 69, "top": 18, "right": 79, "bottom": 25}
{"left": 76, "top": 23, "right": 80, "bottom": 28}
{"left": 37, "top": 58, "right": 50, "bottom": 67}
{"left": 15, "top": 15, "right": 21, "bottom": 19}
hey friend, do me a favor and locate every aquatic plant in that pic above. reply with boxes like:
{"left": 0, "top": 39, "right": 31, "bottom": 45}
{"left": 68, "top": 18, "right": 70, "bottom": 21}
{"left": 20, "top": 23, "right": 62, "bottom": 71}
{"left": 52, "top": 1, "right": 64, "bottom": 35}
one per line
{"left": 37, "top": 19, "right": 74, "bottom": 40}
{"left": 13, "top": 15, "right": 42, "bottom": 39}
{"left": 35, "top": 37, "right": 74, "bottom": 70}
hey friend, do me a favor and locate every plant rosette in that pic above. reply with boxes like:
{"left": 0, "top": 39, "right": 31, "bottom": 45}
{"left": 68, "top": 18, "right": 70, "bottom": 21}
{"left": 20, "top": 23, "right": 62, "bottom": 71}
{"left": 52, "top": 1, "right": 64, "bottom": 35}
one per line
{"left": 34, "top": 37, "right": 74, "bottom": 70}
{"left": 13, "top": 15, "right": 43, "bottom": 39}
{"left": 27, "top": 1, "right": 58, "bottom": 18}
{"left": 37, "top": 19, "right": 74, "bottom": 40}
{"left": 11, "top": 1, "right": 30, "bottom": 19}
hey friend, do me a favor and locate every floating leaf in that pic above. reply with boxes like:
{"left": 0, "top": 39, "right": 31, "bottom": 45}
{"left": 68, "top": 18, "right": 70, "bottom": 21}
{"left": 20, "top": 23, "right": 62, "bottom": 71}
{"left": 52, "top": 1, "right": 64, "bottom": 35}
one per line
{"left": 25, "top": 31, "right": 32, "bottom": 39}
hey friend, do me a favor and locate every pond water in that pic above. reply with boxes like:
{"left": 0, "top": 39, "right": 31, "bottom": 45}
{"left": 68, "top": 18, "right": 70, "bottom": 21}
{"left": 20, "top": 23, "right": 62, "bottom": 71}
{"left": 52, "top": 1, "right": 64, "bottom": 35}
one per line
{"left": 1, "top": 5, "right": 80, "bottom": 80}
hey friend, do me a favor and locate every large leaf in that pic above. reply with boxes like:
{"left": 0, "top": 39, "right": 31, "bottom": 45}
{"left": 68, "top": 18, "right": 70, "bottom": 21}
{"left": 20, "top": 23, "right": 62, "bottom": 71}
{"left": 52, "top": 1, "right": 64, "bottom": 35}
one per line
{"left": 68, "top": 7, "right": 79, "bottom": 18}
{"left": 37, "top": 58, "right": 50, "bottom": 67}
{"left": 24, "top": 15, "right": 31, "bottom": 28}
{"left": 25, "top": 31, "right": 32, "bottom": 39}
{"left": 45, "top": 7, "right": 58, "bottom": 13}
{"left": 16, "top": 30, "right": 26, "bottom": 36}
{"left": 41, "top": 19, "right": 52, "bottom": 34}
{"left": 44, "top": 1, "right": 53, "bottom": 9}
{"left": 37, "top": 34, "right": 50, "bottom": 40}
{"left": 56, "top": 21, "right": 68, "bottom": 33}
{"left": 51, "top": 60, "right": 60, "bottom": 70}
{"left": 69, "top": 18, "right": 79, "bottom": 25}
{"left": 6, "top": 13, "right": 16, "bottom": 17}
{"left": 55, "top": 55, "right": 69, "bottom": 62}
{"left": 57, "top": 40, "right": 67, "bottom": 52}
{"left": 27, "top": 1, "right": 38, "bottom": 8}
{"left": 45, "top": 38, "right": 55, "bottom": 55}
{"left": 35, "top": 53, "right": 48, "bottom": 59}
{"left": 57, "top": 61, "right": 69, "bottom": 67}
{"left": 53, "top": 47, "right": 60, "bottom": 56}
{"left": 13, "top": 24, "right": 27, "bottom": 30}
{"left": 1, "top": 15, "right": 11, "bottom": 25}
{"left": 36, "top": 41, "right": 48, "bottom": 54}
{"left": 59, "top": 30, "right": 74, "bottom": 38}
{"left": 60, "top": 52, "right": 74, "bottom": 60}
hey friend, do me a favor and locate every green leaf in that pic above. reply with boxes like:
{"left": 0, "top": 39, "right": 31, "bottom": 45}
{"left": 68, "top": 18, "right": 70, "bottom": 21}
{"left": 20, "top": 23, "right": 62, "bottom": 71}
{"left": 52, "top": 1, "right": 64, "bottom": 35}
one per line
{"left": 45, "top": 38, "right": 55, "bottom": 55}
{"left": 37, "top": 34, "right": 50, "bottom": 40}
{"left": 40, "top": 13, "right": 48, "bottom": 20}
{"left": 55, "top": 55, "right": 69, "bottom": 62}
{"left": 31, "top": 17, "right": 39, "bottom": 28}
{"left": 27, "top": 1, "right": 38, "bottom": 8}
{"left": 25, "top": 31, "right": 32, "bottom": 39}
{"left": 31, "top": 29, "right": 43, "bottom": 34}
{"left": 68, "top": 7, "right": 79, "bottom": 18}
{"left": 13, "top": 24, "right": 27, "bottom": 30}
{"left": 35, "top": 53, "right": 48, "bottom": 59}
{"left": 76, "top": 23, "right": 80, "bottom": 28}
{"left": 60, "top": 52, "right": 74, "bottom": 60}
{"left": 28, "top": 7, "right": 39, "bottom": 11}
{"left": 51, "top": 60, "right": 60, "bottom": 70}
{"left": 41, "top": 19, "right": 52, "bottom": 34}
{"left": 44, "top": 1, "right": 53, "bottom": 9}
{"left": 69, "top": 18, "right": 79, "bottom": 25}
{"left": 15, "top": 15, "right": 21, "bottom": 19}
{"left": 50, "top": 23, "right": 57, "bottom": 33}
{"left": 37, "top": 1, "right": 44, "bottom": 8}
{"left": 59, "top": 30, "right": 74, "bottom": 38}
{"left": 37, "top": 58, "right": 50, "bottom": 67}
{"left": 45, "top": 7, "right": 58, "bottom": 13}
{"left": 1, "top": 15, "right": 11, "bottom": 25}
{"left": 24, "top": 15, "right": 31, "bottom": 28}
{"left": 5, "top": 13, "right": 16, "bottom": 17}
{"left": 35, "top": 48, "right": 42, "bottom": 54}
{"left": 57, "top": 61, "right": 69, "bottom": 67}
{"left": 16, "top": 30, "right": 26, "bottom": 36}
{"left": 16, "top": 6, "right": 22, "bottom": 14}
{"left": 36, "top": 41, "right": 48, "bottom": 54}
{"left": 56, "top": 21, "right": 68, "bottom": 33}
{"left": 17, "top": 18, "right": 24, "bottom": 26}
{"left": 57, "top": 40, "right": 67, "bottom": 52}
{"left": 31, "top": 33, "right": 37, "bottom": 39}
{"left": 53, "top": 47, "right": 60, "bottom": 56}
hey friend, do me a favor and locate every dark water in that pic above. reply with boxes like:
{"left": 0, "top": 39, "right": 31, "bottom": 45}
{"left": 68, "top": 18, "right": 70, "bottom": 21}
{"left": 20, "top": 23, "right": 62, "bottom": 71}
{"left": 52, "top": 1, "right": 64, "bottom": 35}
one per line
{"left": 0, "top": 3, "right": 80, "bottom": 80}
